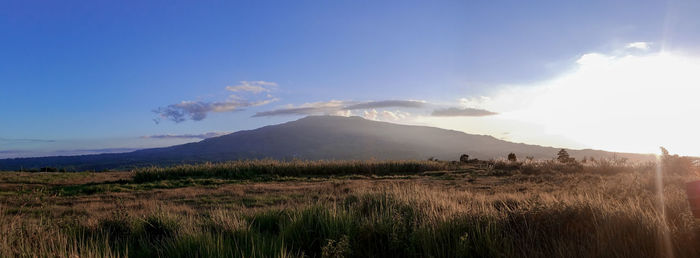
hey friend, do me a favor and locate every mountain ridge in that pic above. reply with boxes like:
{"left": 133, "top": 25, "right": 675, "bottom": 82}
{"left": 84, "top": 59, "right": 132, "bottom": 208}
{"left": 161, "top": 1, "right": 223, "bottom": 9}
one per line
{"left": 0, "top": 116, "right": 655, "bottom": 170}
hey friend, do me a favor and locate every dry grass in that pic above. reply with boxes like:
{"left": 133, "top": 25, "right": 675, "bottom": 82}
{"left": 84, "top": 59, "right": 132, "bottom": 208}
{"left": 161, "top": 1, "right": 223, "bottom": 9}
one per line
{"left": 1, "top": 159, "right": 699, "bottom": 257}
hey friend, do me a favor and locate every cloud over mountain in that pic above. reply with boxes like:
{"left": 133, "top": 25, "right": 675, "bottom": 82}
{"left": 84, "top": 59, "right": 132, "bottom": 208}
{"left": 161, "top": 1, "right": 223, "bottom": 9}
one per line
{"left": 154, "top": 99, "right": 275, "bottom": 123}
{"left": 253, "top": 100, "right": 426, "bottom": 117}
{"left": 362, "top": 109, "right": 411, "bottom": 121}
{"left": 431, "top": 107, "right": 498, "bottom": 117}
{"left": 252, "top": 100, "right": 348, "bottom": 117}
{"left": 343, "top": 100, "right": 426, "bottom": 110}
{"left": 154, "top": 81, "right": 278, "bottom": 123}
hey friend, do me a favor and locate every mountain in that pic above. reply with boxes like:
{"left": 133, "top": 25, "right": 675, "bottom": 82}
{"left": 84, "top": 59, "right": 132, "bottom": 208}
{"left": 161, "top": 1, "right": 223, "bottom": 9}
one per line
{"left": 0, "top": 116, "right": 655, "bottom": 171}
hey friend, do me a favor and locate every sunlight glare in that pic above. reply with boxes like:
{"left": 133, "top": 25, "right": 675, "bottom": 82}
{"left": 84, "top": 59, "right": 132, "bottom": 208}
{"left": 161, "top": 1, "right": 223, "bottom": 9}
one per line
{"left": 453, "top": 49, "right": 700, "bottom": 156}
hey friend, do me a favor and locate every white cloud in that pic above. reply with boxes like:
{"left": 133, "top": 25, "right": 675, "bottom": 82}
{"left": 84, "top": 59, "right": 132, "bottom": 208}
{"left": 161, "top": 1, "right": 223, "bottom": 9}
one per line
{"left": 155, "top": 82, "right": 279, "bottom": 123}
{"left": 363, "top": 109, "right": 411, "bottom": 122}
{"left": 437, "top": 49, "right": 700, "bottom": 155}
{"left": 252, "top": 100, "right": 349, "bottom": 117}
{"left": 625, "top": 42, "right": 651, "bottom": 50}
{"left": 431, "top": 107, "right": 497, "bottom": 117}
{"left": 253, "top": 100, "right": 425, "bottom": 118}
{"left": 343, "top": 100, "right": 426, "bottom": 110}
{"left": 226, "top": 81, "right": 278, "bottom": 93}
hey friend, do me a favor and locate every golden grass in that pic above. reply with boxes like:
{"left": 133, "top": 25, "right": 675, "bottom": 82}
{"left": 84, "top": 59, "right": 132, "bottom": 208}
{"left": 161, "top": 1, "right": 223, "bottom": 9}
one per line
{"left": 0, "top": 159, "right": 699, "bottom": 257}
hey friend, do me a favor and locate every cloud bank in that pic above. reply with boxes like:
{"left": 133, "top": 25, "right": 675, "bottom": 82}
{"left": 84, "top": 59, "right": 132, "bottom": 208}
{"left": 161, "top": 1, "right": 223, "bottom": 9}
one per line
{"left": 431, "top": 107, "right": 498, "bottom": 117}
{"left": 154, "top": 99, "right": 275, "bottom": 123}
{"left": 253, "top": 100, "right": 425, "bottom": 118}
{"left": 252, "top": 100, "right": 349, "bottom": 117}
{"left": 362, "top": 109, "right": 410, "bottom": 121}
{"left": 154, "top": 81, "right": 278, "bottom": 123}
{"left": 343, "top": 100, "right": 426, "bottom": 110}
{"left": 226, "top": 81, "right": 277, "bottom": 93}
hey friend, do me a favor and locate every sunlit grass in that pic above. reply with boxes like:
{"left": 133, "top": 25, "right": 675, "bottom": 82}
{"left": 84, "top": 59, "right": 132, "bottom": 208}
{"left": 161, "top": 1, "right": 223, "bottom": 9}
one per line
{"left": 132, "top": 160, "right": 453, "bottom": 183}
{"left": 1, "top": 158, "right": 699, "bottom": 257}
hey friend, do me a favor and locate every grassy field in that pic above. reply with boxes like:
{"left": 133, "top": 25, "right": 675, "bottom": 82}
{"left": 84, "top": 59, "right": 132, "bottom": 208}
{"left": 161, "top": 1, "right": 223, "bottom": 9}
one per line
{"left": 1, "top": 159, "right": 699, "bottom": 257}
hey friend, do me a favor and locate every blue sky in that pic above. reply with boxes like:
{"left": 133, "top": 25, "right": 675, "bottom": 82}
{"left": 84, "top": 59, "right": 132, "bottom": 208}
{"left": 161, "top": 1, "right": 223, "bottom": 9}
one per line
{"left": 2, "top": 0, "right": 700, "bottom": 157}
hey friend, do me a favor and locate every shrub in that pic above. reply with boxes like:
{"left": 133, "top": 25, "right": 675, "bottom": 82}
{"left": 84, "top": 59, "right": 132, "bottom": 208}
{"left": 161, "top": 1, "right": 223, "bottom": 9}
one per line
{"left": 460, "top": 154, "right": 470, "bottom": 163}
{"left": 557, "top": 149, "right": 571, "bottom": 163}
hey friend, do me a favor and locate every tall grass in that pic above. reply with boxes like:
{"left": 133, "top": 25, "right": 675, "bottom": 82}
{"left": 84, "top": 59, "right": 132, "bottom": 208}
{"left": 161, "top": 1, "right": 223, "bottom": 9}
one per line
{"left": 132, "top": 160, "right": 452, "bottom": 183}
{"left": 4, "top": 175, "right": 700, "bottom": 257}
{"left": 3, "top": 160, "right": 700, "bottom": 257}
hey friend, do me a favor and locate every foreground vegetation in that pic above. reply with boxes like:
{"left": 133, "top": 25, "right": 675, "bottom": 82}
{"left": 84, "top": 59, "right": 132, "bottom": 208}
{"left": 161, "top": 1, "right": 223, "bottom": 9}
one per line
{"left": 1, "top": 158, "right": 699, "bottom": 257}
{"left": 132, "top": 160, "right": 455, "bottom": 183}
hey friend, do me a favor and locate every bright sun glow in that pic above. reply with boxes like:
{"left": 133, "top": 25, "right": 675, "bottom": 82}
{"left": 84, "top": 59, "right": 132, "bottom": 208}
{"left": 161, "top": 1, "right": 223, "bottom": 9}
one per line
{"left": 420, "top": 46, "right": 700, "bottom": 156}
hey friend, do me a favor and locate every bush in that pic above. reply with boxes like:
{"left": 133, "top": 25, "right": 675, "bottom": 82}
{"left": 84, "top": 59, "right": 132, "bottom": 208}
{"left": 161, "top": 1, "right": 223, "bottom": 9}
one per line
{"left": 507, "top": 153, "right": 517, "bottom": 162}
{"left": 557, "top": 149, "right": 571, "bottom": 163}
{"left": 460, "top": 154, "right": 470, "bottom": 163}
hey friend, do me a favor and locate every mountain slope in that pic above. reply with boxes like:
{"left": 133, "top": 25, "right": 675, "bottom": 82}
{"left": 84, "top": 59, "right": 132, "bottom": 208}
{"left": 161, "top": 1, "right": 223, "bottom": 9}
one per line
{"left": 0, "top": 116, "right": 654, "bottom": 170}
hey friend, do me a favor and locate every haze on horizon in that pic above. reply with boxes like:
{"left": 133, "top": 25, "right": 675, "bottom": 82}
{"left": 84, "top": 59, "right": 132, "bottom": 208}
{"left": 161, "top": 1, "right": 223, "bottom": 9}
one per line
{"left": 2, "top": 1, "right": 700, "bottom": 158}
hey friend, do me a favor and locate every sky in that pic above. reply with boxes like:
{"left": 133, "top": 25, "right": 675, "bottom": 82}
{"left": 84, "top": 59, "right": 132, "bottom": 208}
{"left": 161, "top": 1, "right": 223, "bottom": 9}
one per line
{"left": 2, "top": 0, "right": 700, "bottom": 158}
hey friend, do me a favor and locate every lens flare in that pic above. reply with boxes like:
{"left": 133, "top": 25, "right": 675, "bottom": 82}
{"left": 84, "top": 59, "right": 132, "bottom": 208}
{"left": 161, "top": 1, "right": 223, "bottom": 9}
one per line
{"left": 655, "top": 153, "right": 674, "bottom": 258}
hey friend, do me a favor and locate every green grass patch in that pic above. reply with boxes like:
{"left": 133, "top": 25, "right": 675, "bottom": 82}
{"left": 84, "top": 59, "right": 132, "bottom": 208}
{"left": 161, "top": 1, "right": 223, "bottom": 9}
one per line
{"left": 0, "top": 172, "right": 92, "bottom": 184}
{"left": 132, "top": 160, "right": 454, "bottom": 183}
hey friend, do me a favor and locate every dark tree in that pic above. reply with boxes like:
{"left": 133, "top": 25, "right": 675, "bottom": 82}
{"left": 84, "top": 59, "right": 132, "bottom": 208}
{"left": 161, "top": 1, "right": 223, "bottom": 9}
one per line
{"left": 40, "top": 167, "right": 58, "bottom": 172}
{"left": 557, "top": 149, "right": 570, "bottom": 163}
{"left": 507, "top": 153, "right": 517, "bottom": 162}
{"left": 460, "top": 154, "right": 470, "bottom": 163}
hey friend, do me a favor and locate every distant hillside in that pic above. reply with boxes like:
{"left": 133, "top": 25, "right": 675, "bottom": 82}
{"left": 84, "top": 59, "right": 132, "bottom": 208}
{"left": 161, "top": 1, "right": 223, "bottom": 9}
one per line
{"left": 0, "top": 116, "right": 655, "bottom": 171}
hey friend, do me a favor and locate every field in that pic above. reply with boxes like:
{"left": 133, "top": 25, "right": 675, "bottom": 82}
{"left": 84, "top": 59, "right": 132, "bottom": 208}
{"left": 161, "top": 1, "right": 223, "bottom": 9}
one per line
{"left": 1, "top": 158, "right": 699, "bottom": 257}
